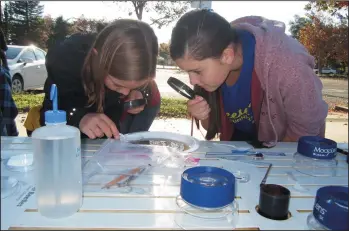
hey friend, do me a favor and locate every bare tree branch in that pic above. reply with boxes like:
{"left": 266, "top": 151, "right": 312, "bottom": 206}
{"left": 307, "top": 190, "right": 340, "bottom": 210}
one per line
{"left": 112, "top": 1, "right": 189, "bottom": 28}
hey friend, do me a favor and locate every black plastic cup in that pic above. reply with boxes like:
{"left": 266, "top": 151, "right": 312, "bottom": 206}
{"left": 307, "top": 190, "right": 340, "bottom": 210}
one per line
{"left": 258, "top": 184, "right": 291, "bottom": 220}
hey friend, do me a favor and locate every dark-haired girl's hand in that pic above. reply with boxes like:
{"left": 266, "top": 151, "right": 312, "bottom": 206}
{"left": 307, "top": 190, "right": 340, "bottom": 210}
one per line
{"left": 125, "top": 90, "right": 145, "bottom": 114}
{"left": 188, "top": 96, "right": 211, "bottom": 121}
{"left": 79, "top": 113, "right": 120, "bottom": 139}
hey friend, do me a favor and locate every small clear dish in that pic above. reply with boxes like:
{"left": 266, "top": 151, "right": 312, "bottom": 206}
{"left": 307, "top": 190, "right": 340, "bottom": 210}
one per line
{"left": 174, "top": 195, "right": 239, "bottom": 229}
{"left": 3, "top": 153, "right": 34, "bottom": 172}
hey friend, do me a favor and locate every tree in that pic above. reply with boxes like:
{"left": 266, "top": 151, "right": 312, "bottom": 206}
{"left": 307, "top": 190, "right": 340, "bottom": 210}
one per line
{"left": 289, "top": 15, "right": 311, "bottom": 39}
{"left": 3, "top": 2, "right": 13, "bottom": 41}
{"left": 159, "top": 42, "right": 170, "bottom": 59}
{"left": 301, "top": 0, "right": 348, "bottom": 72}
{"left": 331, "top": 23, "right": 348, "bottom": 67}
{"left": 115, "top": 1, "right": 190, "bottom": 29}
{"left": 158, "top": 42, "right": 170, "bottom": 66}
{"left": 158, "top": 42, "right": 176, "bottom": 66}
{"left": 46, "top": 16, "right": 72, "bottom": 49}
{"left": 305, "top": 1, "right": 348, "bottom": 29}
{"left": 129, "top": 1, "right": 147, "bottom": 20}
{"left": 71, "top": 15, "right": 109, "bottom": 34}
{"left": 299, "top": 14, "right": 337, "bottom": 72}
{"left": 305, "top": 1, "right": 348, "bottom": 19}
{"left": 149, "top": 1, "right": 190, "bottom": 29}
{"left": 7, "top": 1, "right": 44, "bottom": 45}
{"left": 35, "top": 15, "right": 54, "bottom": 49}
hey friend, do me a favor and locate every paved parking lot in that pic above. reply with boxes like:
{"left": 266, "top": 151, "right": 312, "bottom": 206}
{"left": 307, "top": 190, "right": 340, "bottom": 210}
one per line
{"left": 154, "top": 69, "right": 348, "bottom": 100}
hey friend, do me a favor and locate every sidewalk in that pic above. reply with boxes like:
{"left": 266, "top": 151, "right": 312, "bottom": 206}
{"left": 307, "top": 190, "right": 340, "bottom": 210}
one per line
{"left": 15, "top": 113, "right": 348, "bottom": 143}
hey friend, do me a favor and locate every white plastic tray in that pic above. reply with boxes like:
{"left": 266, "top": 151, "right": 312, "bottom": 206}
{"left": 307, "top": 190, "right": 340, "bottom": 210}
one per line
{"left": 122, "top": 131, "right": 200, "bottom": 153}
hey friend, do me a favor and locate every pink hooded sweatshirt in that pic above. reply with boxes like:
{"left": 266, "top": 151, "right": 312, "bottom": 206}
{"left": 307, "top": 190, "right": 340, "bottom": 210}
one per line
{"left": 218, "top": 16, "right": 328, "bottom": 146}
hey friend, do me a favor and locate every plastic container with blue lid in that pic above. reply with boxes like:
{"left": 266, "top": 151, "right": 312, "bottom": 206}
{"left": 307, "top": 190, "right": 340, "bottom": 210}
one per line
{"left": 307, "top": 186, "right": 348, "bottom": 230}
{"left": 292, "top": 136, "right": 338, "bottom": 176}
{"left": 174, "top": 166, "right": 239, "bottom": 229}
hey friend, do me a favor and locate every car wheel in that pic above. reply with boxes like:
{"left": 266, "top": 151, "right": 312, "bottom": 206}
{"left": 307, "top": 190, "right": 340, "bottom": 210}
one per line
{"left": 12, "top": 75, "right": 24, "bottom": 94}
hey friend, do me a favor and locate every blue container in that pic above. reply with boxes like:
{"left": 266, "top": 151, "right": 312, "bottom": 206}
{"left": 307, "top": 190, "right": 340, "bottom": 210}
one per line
{"left": 180, "top": 166, "right": 235, "bottom": 209}
{"left": 312, "top": 186, "right": 348, "bottom": 230}
{"left": 297, "top": 136, "right": 337, "bottom": 160}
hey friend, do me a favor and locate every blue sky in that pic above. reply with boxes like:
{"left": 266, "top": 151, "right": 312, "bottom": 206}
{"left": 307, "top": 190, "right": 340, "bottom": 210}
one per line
{"left": 41, "top": 1, "right": 309, "bottom": 43}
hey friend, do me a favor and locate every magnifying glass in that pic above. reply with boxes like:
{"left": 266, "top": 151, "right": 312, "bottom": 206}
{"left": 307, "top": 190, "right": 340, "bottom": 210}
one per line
{"left": 167, "top": 77, "right": 195, "bottom": 100}
{"left": 167, "top": 77, "right": 197, "bottom": 136}
{"left": 123, "top": 99, "right": 146, "bottom": 110}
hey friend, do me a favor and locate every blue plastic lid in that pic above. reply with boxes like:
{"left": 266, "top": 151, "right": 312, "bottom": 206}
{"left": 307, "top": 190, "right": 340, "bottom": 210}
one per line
{"left": 180, "top": 166, "right": 235, "bottom": 209}
{"left": 45, "top": 84, "right": 66, "bottom": 124}
{"left": 297, "top": 136, "right": 337, "bottom": 160}
{"left": 313, "top": 186, "right": 348, "bottom": 230}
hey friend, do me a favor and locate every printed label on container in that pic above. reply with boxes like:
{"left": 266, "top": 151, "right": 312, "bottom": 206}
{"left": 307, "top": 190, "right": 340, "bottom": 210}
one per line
{"left": 312, "top": 147, "right": 337, "bottom": 158}
{"left": 16, "top": 186, "right": 35, "bottom": 207}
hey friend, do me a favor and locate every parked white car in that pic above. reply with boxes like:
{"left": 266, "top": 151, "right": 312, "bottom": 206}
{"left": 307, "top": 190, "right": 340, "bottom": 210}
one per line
{"left": 314, "top": 68, "right": 337, "bottom": 75}
{"left": 6, "top": 45, "right": 47, "bottom": 93}
{"left": 321, "top": 68, "right": 337, "bottom": 74}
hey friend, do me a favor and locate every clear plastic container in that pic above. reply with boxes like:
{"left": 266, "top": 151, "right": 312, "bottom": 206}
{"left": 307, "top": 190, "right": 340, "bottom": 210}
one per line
{"left": 174, "top": 195, "right": 239, "bottom": 229}
{"left": 32, "top": 84, "right": 82, "bottom": 219}
{"left": 82, "top": 140, "right": 186, "bottom": 195}
{"left": 307, "top": 213, "right": 330, "bottom": 230}
{"left": 292, "top": 152, "right": 338, "bottom": 176}
{"left": 1, "top": 176, "right": 20, "bottom": 199}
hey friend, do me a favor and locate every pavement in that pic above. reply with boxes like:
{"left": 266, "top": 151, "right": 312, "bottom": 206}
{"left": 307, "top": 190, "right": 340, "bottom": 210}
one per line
{"left": 27, "top": 68, "right": 348, "bottom": 100}
{"left": 321, "top": 78, "right": 348, "bottom": 99}
{"left": 154, "top": 69, "right": 348, "bottom": 100}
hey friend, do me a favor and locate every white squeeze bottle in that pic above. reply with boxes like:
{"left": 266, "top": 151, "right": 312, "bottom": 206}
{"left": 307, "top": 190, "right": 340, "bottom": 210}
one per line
{"left": 32, "top": 84, "right": 82, "bottom": 218}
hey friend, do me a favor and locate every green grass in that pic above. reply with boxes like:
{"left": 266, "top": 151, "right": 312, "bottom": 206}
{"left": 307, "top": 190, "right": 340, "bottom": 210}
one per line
{"left": 12, "top": 93, "right": 44, "bottom": 113}
{"left": 158, "top": 98, "right": 189, "bottom": 118}
{"left": 12, "top": 92, "right": 346, "bottom": 117}
{"left": 12, "top": 93, "right": 189, "bottom": 118}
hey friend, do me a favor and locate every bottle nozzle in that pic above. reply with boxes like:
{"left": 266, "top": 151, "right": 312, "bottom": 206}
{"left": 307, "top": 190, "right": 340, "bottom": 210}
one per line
{"left": 50, "top": 84, "right": 58, "bottom": 112}
{"left": 45, "top": 84, "right": 66, "bottom": 124}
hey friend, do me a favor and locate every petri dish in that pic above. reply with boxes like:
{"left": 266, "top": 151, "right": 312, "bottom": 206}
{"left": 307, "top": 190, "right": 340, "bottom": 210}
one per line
{"left": 174, "top": 195, "right": 239, "bottom": 229}
{"left": 3, "top": 153, "right": 34, "bottom": 172}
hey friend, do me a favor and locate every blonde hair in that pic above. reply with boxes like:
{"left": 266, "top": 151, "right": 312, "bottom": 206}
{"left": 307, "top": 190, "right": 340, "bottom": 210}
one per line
{"left": 82, "top": 19, "right": 158, "bottom": 112}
